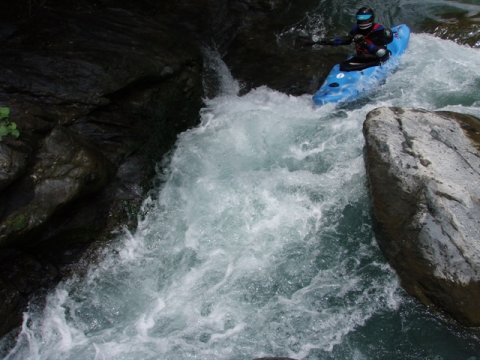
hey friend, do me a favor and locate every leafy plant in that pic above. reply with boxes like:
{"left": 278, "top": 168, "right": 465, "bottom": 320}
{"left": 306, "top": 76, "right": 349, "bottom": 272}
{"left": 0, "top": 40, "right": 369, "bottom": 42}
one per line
{"left": 0, "top": 106, "right": 9, "bottom": 119}
{"left": 0, "top": 106, "right": 20, "bottom": 141}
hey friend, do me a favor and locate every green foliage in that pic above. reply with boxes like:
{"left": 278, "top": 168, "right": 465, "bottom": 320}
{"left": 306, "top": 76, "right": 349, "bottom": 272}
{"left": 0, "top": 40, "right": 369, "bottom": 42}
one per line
{"left": 0, "top": 106, "right": 20, "bottom": 141}
{"left": 0, "top": 106, "right": 9, "bottom": 119}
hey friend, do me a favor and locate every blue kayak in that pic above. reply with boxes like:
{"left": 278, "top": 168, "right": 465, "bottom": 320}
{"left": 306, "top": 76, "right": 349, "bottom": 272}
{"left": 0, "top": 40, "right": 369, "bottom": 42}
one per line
{"left": 312, "top": 24, "right": 411, "bottom": 106}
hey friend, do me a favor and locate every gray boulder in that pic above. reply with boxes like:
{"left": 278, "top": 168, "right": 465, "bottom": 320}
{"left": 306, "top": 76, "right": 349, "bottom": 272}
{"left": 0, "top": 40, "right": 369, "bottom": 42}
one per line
{"left": 363, "top": 107, "right": 480, "bottom": 326}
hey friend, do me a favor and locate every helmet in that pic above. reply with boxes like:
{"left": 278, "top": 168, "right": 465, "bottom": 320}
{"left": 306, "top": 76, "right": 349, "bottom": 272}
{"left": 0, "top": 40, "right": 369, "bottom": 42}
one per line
{"left": 356, "top": 7, "right": 375, "bottom": 31}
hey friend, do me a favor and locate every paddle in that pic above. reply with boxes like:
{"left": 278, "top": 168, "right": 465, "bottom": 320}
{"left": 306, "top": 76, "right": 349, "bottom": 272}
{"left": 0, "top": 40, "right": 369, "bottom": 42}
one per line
{"left": 295, "top": 34, "right": 353, "bottom": 47}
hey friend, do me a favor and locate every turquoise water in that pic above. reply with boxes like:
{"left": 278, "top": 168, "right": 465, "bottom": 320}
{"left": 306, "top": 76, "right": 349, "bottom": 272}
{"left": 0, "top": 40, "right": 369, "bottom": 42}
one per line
{"left": 2, "top": 5, "right": 480, "bottom": 360}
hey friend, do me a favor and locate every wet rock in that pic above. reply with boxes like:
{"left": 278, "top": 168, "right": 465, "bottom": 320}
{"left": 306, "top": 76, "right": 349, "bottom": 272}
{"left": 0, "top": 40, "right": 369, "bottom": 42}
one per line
{"left": 0, "top": 140, "right": 29, "bottom": 192}
{"left": 0, "top": 248, "right": 59, "bottom": 336}
{"left": 363, "top": 107, "right": 480, "bottom": 326}
{"left": 420, "top": 8, "right": 480, "bottom": 48}
{"left": 0, "top": 277, "right": 24, "bottom": 339}
{"left": 0, "top": 3, "right": 204, "bottom": 337}
{"left": 223, "top": 0, "right": 347, "bottom": 95}
{"left": 0, "top": 127, "right": 110, "bottom": 247}
{"left": 0, "top": 5, "right": 204, "bottom": 246}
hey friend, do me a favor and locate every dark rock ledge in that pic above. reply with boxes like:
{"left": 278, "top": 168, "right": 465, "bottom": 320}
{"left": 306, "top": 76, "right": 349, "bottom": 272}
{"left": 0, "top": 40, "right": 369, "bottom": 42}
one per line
{"left": 363, "top": 107, "right": 480, "bottom": 326}
{"left": 0, "top": 5, "right": 204, "bottom": 337}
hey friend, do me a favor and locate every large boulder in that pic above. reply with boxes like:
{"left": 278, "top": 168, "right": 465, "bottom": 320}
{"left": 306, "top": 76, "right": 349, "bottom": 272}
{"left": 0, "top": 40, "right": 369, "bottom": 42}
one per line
{"left": 363, "top": 107, "right": 480, "bottom": 326}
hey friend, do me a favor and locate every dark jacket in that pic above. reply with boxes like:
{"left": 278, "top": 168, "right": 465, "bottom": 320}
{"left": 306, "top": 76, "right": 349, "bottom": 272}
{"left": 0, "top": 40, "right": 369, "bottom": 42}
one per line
{"left": 349, "top": 23, "right": 391, "bottom": 58}
{"left": 329, "top": 23, "right": 392, "bottom": 59}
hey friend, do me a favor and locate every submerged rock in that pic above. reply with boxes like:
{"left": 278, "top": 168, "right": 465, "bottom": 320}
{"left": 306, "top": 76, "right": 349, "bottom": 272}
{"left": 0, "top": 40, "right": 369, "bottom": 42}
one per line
{"left": 363, "top": 107, "right": 480, "bottom": 326}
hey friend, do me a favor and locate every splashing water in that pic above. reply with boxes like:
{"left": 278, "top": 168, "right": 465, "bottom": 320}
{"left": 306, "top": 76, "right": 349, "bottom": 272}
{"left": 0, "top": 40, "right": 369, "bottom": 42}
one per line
{"left": 2, "top": 34, "right": 480, "bottom": 360}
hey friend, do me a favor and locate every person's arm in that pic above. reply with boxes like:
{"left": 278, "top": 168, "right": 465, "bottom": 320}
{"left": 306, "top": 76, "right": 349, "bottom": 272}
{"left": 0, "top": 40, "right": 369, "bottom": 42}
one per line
{"left": 296, "top": 34, "right": 353, "bottom": 47}
{"left": 358, "top": 25, "right": 391, "bottom": 57}
{"left": 319, "top": 35, "right": 353, "bottom": 46}
{"left": 296, "top": 24, "right": 356, "bottom": 48}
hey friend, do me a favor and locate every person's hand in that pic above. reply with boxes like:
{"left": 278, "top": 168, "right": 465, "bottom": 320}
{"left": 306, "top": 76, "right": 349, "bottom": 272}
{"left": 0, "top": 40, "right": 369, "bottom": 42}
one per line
{"left": 376, "top": 48, "right": 387, "bottom": 58}
{"left": 353, "top": 34, "right": 365, "bottom": 44}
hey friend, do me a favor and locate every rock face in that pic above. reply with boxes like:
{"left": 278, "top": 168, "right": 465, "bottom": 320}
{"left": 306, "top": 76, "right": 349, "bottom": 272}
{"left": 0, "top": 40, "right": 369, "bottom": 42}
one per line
{"left": 419, "top": 6, "right": 480, "bottom": 48}
{"left": 0, "top": 5, "right": 205, "bottom": 248}
{"left": 0, "top": 127, "right": 110, "bottom": 247}
{"left": 0, "top": 3, "right": 204, "bottom": 337}
{"left": 363, "top": 107, "right": 480, "bottom": 326}
{"left": 223, "top": 0, "right": 342, "bottom": 95}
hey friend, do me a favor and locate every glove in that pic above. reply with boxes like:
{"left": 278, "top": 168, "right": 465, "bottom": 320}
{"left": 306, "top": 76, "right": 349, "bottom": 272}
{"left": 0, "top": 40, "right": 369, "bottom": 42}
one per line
{"left": 353, "top": 34, "right": 365, "bottom": 44}
{"left": 376, "top": 48, "right": 387, "bottom": 58}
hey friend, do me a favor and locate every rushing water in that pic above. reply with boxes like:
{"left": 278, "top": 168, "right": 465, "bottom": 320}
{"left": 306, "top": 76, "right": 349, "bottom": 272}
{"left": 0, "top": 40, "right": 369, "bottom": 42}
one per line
{"left": 2, "top": 4, "right": 480, "bottom": 360}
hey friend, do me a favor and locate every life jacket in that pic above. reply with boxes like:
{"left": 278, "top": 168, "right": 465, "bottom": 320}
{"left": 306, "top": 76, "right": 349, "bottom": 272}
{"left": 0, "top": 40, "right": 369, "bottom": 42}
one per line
{"left": 353, "top": 23, "right": 392, "bottom": 56}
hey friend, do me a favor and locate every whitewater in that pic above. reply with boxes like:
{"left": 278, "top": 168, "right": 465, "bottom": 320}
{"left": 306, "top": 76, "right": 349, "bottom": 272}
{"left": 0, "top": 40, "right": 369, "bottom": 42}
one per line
{"left": 2, "top": 33, "right": 480, "bottom": 360}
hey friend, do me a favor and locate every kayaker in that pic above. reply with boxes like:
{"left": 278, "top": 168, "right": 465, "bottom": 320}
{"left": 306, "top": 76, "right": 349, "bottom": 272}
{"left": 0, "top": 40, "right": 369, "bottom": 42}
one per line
{"left": 299, "top": 7, "right": 393, "bottom": 71}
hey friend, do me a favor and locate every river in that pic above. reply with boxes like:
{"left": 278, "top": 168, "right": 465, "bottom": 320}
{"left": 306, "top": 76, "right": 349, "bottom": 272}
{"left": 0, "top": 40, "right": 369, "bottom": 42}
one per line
{"left": 2, "top": 1, "right": 480, "bottom": 359}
